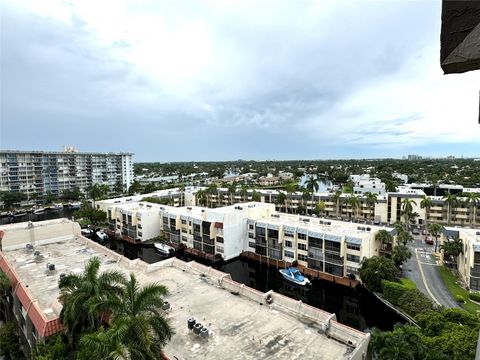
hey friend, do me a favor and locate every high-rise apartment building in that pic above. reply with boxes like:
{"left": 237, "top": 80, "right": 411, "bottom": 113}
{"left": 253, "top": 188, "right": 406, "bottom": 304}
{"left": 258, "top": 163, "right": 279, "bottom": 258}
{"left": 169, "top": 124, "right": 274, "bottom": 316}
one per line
{"left": 0, "top": 148, "right": 134, "bottom": 199}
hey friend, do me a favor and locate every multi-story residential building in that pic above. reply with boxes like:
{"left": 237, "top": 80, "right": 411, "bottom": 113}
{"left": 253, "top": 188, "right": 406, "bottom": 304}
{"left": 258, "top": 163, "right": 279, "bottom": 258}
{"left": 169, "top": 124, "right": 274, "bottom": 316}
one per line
{"left": 386, "top": 187, "right": 426, "bottom": 226}
{"left": 0, "top": 148, "right": 134, "bottom": 200}
{"left": 441, "top": 227, "right": 480, "bottom": 291}
{"left": 106, "top": 199, "right": 394, "bottom": 277}
{"left": 246, "top": 213, "right": 395, "bottom": 278}
{"left": 349, "top": 175, "right": 386, "bottom": 196}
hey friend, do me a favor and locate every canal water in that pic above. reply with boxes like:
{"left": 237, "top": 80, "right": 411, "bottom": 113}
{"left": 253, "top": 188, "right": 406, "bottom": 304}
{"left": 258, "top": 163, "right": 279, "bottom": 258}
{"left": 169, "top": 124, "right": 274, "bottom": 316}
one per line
{"left": 117, "top": 241, "right": 404, "bottom": 332}
{"left": 0, "top": 207, "right": 76, "bottom": 225}
{"left": 1, "top": 210, "right": 404, "bottom": 332}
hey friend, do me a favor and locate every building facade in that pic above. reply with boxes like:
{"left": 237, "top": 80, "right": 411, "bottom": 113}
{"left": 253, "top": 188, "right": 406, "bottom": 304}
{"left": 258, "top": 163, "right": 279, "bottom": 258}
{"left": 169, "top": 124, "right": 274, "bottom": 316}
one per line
{"left": 0, "top": 149, "right": 134, "bottom": 200}
{"left": 441, "top": 227, "right": 480, "bottom": 292}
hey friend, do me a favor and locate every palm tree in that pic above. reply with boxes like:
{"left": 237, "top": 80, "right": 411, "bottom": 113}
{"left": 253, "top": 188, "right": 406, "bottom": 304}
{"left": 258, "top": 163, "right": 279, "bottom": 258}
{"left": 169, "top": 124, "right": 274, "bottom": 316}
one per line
{"left": 427, "top": 223, "right": 443, "bottom": 253}
{"left": 314, "top": 200, "right": 326, "bottom": 217}
{"left": 364, "top": 192, "right": 378, "bottom": 220}
{"left": 332, "top": 190, "right": 342, "bottom": 218}
{"left": 401, "top": 198, "right": 417, "bottom": 230}
{"left": 385, "top": 179, "right": 398, "bottom": 193}
{"left": 463, "top": 192, "right": 479, "bottom": 226}
{"left": 206, "top": 184, "right": 218, "bottom": 207}
{"left": 240, "top": 184, "right": 249, "bottom": 202}
{"left": 375, "top": 229, "right": 394, "bottom": 254}
{"left": 227, "top": 182, "right": 237, "bottom": 205}
{"left": 301, "top": 188, "right": 311, "bottom": 215}
{"left": 348, "top": 194, "right": 360, "bottom": 219}
{"left": 305, "top": 176, "right": 320, "bottom": 214}
{"left": 81, "top": 274, "right": 173, "bottom": 359}
{"left": 419, "top": 195, "right": 433, "bottom": 228}
{"left": 178, "top": 184, "right": 186, "bottom": 206}
{"left": 87, "top": 184, "right": 104, "bottom": 208}
{"left": 284, "top": 181, "right": 298, "bottom": 214}
{"left": 276, "top": 191, "right": 287, "bottom": 212}
{"left": 59, "top": 257, "right": 126, "bottom": 342}
{"left": 440, "top": 237, "right": 463, "bottom": 270}
{"left": 251, "top": 190, "right": 261, "bottom": 202}
{"left": 443, "top": 193, "right": 457, "bottom": 225}
{"left": 195, "top": 189, "right": 207, "bottom": 206}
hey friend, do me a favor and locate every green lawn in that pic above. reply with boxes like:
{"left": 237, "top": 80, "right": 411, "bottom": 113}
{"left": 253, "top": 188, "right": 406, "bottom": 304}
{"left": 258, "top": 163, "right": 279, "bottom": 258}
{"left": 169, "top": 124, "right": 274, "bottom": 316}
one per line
{"left": 437, "top": 266, "right": 480, "bottom": 315}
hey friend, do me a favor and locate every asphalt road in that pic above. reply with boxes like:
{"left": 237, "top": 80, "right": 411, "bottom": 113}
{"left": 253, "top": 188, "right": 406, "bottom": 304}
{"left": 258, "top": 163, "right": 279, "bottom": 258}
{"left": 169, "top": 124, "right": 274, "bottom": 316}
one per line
{"left": 402, "top": 237, "right": 460, "bottom": 309}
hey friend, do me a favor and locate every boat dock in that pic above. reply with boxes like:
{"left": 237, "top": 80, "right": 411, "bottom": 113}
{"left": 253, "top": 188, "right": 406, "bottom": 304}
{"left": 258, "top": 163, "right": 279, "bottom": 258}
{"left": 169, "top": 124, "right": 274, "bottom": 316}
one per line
{"left": 240, "top": 251, "right": 360, "bottom": 288}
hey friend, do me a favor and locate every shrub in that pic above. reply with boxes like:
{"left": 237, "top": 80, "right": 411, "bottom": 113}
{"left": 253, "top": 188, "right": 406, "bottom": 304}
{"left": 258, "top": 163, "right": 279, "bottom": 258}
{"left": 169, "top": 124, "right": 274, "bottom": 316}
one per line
{"left": 469, "top": 292, "right": 480, "bottom": 302}
{"left": 454, "top": 294, "right": 465, "bottom": 303}
{"left": 399, "top": 278, "right": 416, "bottom": 290}
{"left": 381, "top": 280, "right": 406, "bottom": 306}
{"left": 398, "top": 288, "right": 435, "bottom": 317}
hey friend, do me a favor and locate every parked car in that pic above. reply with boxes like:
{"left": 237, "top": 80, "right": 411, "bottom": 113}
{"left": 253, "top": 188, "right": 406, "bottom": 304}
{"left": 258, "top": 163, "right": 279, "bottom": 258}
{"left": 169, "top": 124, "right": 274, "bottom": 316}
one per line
{"left": 425, "top": 236, "right": 434, "bottom": 245}
{"left": 412, "top": 228, "right": 420, "bottom": 235}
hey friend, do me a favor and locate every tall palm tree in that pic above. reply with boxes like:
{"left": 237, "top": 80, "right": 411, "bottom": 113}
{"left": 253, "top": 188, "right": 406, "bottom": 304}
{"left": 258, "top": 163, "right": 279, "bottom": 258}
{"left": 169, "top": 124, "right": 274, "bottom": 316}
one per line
{"left": 276, "top": 191, "right": 287, "bottom": 212}
{"left": 240, "top": 184, "right": 249, "bottom": 202}
{"left": 81, "top": 274, "right": 173, "bottom": 360}
{"left": 227, "top": 182, "right": 237, "bottom": 205}
{"left": 305, "top": 176, "right": 320, "bottom": 214}
{"left": 463, "top": 192, "right": 479, "bottom": 226}
{"left": 364, "top": 192, "right": 378, "bottom": 220}
{"left": 59, "top": 257, "right": 126, "bottom": 342}
{"left": 301, "top": 188, "right": 311, "bottom": 215}
{"left": 401, "top": 198, "right": 417, "bottom": 230}
{"left": 443, "top": 193, "right": 457, "bottom": 225}
{"left": 332, "top": 190, "right": 342, "bottom": 218}
{"left": 195, "top": 189, "right": 207, "bottom": 207}
{"left": 348, "top": 194, "right": 360, "bottom": 219}
{"left": 427, "top": 222, "right": 443, "bottom": 253}
{"left": 419, "top": 195, "right": 433, "bottom": 228}
{"left": 178, "top": 184, "right": 186, "bottom": 206}
{"left": 284, "top": 181, "right": 298, "bottom": 214}
{"left": 206, "top": 183, "right": 218, "bottom": 207}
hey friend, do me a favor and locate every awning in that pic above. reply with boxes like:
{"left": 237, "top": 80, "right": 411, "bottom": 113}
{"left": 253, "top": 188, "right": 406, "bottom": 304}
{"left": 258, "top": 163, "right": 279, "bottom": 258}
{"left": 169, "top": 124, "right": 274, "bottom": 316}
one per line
{"left": 308, "top": 231, "right": 323, "bottom": 239}
{"left": 283, "top": 225, "right": 296, "bottom": 233}
{"left": 324, "top": 233, "right": 342, "bottom": 243}
{"left": 345, "top": 236, "right": 362, "bottom": 245}
{"left": 297, "top": 228, "right": 308, "bottom": 235}
{"left": 267, "top": 224, "right": 280, "bottom": 230}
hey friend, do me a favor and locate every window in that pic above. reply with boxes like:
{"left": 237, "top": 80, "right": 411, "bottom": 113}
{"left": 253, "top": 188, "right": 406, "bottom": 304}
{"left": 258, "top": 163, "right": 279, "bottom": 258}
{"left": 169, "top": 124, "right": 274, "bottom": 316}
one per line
{"left": 298, "top": 233, "right": 307, "bottom": 240}
{"left": 285, "top": 240, "right": 292, "bottom": 248}
{"left": 347, "top": 243, "right": 360, "bottom": 251}
{"left": 347, "top": 254, "right": 360, "bottom": 263}
{"left": 298, "top": 243, "right": 307, "bottom": 251}
{"left": 298, "top": 254, "right": 307, "bottom": 262}
{"left": 249, "top": 241, "right": 256, "bottom": 248}
{"left": 249, "top": 224, "right": 254, "bottom": 230}
{"left": 181, "top": 219, "right": 187, "bottom": 225}
{"left": 347, "top": 266, "right": 359, "bottom": 275}
{"left": 216, "top": 236, "right": 224, "bottom": 243}
{"left": 284, "top": 250, "right": 295, "bottom": 259}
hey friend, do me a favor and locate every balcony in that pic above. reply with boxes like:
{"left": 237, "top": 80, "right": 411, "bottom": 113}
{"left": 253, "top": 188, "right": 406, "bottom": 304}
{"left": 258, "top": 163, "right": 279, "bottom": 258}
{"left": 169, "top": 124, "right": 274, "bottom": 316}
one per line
{"left": 324, "top": 255, "right": 344, "bottom": 266}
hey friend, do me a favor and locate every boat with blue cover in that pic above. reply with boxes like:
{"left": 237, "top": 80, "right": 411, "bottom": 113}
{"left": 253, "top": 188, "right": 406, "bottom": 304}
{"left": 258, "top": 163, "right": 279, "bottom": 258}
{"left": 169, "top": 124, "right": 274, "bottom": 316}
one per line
{"left": 279, "top": 267, "right": 310, "bottom": 286}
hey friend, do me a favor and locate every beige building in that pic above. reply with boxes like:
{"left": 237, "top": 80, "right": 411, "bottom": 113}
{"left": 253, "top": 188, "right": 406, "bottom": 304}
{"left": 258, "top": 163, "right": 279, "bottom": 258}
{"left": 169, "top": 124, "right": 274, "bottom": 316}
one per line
{"left": 441, "top": 227, "right": 480, "bottom": 292}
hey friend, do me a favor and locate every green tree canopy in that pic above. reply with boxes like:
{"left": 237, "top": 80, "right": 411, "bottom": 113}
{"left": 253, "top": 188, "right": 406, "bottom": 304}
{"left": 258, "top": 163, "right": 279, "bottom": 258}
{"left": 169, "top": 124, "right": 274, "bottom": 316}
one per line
{"left": 359, "top": 256, "right": 399, "bottom": 292}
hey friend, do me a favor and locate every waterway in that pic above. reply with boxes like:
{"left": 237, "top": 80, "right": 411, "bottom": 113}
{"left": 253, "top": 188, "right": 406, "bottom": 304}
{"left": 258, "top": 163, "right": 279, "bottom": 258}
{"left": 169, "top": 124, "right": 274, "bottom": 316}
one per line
{"left": 1, "top": 210, "right": 404, "bottom": 332}
{"left": 0, "top": 207, "right": 76, "bottom": 225}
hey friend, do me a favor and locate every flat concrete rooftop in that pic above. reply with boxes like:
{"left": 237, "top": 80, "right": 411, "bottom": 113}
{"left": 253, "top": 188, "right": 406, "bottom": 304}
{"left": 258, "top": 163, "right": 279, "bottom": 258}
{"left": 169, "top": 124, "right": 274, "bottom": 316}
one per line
{"left": 0, "top": 220, "right": 368, "bottom": 359}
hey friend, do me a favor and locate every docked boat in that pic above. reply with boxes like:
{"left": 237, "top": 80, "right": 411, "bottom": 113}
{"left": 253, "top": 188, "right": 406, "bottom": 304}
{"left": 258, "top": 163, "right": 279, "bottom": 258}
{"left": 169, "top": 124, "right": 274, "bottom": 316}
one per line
{"left": 13, "top": 211, "right": 28, "bottom": 217}
{"left": 69, "top": 202, "right": 81, "bottom": 209}
{"left": 81, "top": 228, "right": 94, "bottom": 238}
{"left": 33, "top": 207, "right": 46, "bottom": 214}
{"left": 154, "top": 243, "right": 176, "bottom": 257}
{"left": 49, "top": 203, "right": 63, "bottom": 212}
{"left": 96, "top": 230, "right": 109, "bottom": 242}
{"left": 279, "top": 267, "right": 310, "bottom": 286}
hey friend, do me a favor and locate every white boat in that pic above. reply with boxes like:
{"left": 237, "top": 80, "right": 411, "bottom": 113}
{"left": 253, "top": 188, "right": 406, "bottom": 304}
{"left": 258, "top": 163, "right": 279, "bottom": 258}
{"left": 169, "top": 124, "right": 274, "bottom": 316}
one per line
{"left": 49, "top": 203, "right": 63, "bottom": 212}
{"left": 69, "top": 202, "right": 81, "bottom": 209}
{"left": 81, "top": 228, "right": 94, "bottom": 237}
{"left": 154, "top": 243, "right": 175, "bottom": 257}
{"left": 96, "top": 231, "right": 109, "bottom": 242}
{"left": 13, "top": 211, "right": 28, "bottom": 217}
{"left": 279, "top": 267, "right": 310, "bottom": 286}
{"left": 33, "top": 207, "right": 46, "bottom": 214}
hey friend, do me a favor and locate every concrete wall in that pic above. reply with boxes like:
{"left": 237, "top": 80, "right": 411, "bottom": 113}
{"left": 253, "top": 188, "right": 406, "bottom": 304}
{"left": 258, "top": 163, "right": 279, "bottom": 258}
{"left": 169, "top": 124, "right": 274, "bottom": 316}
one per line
{"left": 1, "top": 219, "right": 81, "bottom": 251}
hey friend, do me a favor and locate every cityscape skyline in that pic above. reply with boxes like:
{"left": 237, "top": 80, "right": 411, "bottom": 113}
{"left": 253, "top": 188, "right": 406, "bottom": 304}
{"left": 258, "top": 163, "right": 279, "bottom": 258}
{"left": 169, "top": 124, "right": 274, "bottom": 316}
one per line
{"left": 1, "top": 0, "right": 480, "bottom": 162}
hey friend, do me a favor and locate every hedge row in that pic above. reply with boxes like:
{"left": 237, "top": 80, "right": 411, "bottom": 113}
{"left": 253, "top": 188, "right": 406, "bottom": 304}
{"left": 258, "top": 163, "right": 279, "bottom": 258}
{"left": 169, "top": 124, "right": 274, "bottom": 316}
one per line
{"left": 381, "top": 279, "right": 435, "bottom": 317}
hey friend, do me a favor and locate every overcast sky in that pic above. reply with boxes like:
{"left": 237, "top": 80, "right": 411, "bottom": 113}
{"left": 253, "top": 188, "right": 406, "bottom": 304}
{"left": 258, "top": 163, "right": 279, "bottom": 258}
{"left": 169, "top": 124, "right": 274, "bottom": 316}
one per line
{"left": 1, "top": 0, "right": 479, "bottom": 161}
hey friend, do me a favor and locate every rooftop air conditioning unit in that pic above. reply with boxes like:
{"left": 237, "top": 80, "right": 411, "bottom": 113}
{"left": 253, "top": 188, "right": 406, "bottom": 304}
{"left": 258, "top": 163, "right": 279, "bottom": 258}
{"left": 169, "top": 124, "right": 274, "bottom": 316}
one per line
{"left": 366, "top": 227, "right": 371, "bottom": 231}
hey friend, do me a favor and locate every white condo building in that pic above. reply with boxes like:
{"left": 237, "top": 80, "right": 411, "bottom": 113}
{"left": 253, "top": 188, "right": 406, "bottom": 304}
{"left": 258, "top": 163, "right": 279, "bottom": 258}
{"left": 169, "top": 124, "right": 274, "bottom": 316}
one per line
{"left": 0, "top": 149, "right": 134, "bottom": 199}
